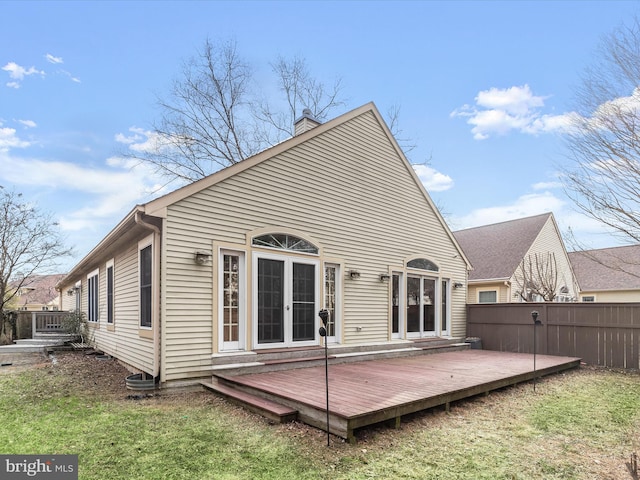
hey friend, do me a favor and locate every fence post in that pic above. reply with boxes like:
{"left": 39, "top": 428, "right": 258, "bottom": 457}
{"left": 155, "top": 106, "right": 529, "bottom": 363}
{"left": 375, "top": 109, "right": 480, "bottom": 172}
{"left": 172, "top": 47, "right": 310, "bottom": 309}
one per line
{"left": 542, "top": 303, "right": 549, "bottom": 355}
{"left": 31, "top": 312, "right": 37, "bottom": 338}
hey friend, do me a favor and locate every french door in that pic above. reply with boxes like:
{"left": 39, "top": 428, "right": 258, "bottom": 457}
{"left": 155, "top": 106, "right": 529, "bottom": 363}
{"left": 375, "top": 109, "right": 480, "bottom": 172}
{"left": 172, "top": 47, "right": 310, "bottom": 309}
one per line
{"left": 406, "top": 275, "right": 437, "bottom": 338}
{"left": 254, "top": 254, "right": 318, "bottom": 348}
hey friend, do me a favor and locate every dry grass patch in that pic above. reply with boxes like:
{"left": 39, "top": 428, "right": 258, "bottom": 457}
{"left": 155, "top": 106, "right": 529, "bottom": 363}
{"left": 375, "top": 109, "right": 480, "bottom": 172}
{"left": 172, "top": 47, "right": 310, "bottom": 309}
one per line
{"left": 2, "top": 352, "right": 640, "bottom": 479}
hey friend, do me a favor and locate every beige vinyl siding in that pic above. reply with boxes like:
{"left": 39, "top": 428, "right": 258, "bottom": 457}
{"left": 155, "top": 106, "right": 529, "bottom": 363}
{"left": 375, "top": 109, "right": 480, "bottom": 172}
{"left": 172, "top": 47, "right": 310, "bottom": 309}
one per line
{"left": 57, "top": 243, "right": 155, "bottom": 375}
{"left": 581, "top": 290, "right": 640, "bottom": 302}
{"left": 511, "top": 217, "right": 578, "bottom": 301}
{"left": 60, "top": 289, "right": 76, "bottom": 311}
{"left": 468, "top": 282, "right": 510, "bottom": 303}
{"left": 161, "top": 110, "right": 468, "bottom": 381}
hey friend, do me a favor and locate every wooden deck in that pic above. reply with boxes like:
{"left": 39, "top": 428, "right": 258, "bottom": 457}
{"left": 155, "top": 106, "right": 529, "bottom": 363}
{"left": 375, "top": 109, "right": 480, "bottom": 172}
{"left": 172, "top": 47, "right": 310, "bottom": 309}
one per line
{"left": 213, "top": 349, "right": 580, "bottom": 442}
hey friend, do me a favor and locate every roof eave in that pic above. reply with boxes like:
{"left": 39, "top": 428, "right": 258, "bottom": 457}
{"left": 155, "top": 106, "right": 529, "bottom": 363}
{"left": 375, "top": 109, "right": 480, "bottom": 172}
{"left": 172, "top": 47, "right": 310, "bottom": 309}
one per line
{"left": 59, "top": 206, "right": 144, "bottom": 285}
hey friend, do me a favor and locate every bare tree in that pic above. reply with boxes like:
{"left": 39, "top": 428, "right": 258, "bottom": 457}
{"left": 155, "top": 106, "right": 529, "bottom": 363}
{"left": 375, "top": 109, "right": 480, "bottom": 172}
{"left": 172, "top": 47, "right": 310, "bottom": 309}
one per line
{"left": 253, "top": 55, "right": 345, "bottom": 146}
{"left": 146, "top": 39, "right": 257, "bottom": 182}
{"left": 130, "top": 40, "right": 346, "bottom": 183}
{"left": 386, "top": 104, "right": 417, "bottom": 155}
{"left": 514, "top": 252, "right": 559, "bottom": 302}
{"left": 563, "top": 17, "right": 640, "bottom": 244}
{"left": 0, "top": 187, "right": 72, "bottom": 338}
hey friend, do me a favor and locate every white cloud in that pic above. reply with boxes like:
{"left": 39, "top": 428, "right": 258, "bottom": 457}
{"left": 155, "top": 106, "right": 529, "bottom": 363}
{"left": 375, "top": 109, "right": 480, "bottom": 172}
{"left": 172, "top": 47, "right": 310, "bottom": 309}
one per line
{"left": 476, "top": 85, "right": 546, "bottom": 116}
{"left": 412, "top": 164, "right": 454, "bottom": 192}
{"left": 60, "top": 69, "right": 81, "bottom": 83}
{"left": 115, "top": 127, "right": 175, "bottom": 154}
{"left": 451, "top": 191, "right": 565, "bottom": 230}
{"left": 0, "top": 124, "right": 30, "bottom": 151}
{"left": 45, "top": 53, "right": 63, "bottom": 64}
{"left": 532, "top": 181, "right": 563, "bottom": 190}
{"left": 438, "top": 186, "right": 622, "bottom": 250}
{"left": 0, "top": 152, "right": 171, "bottom": 233}
{"left": 18, "top": 119, "right": 37, "bottom": 128}
{"left": 2, "top": 62, "right": 45, "bottom": 88}
{"left": 451, "top": 85, "right": 574, "bottom": 140}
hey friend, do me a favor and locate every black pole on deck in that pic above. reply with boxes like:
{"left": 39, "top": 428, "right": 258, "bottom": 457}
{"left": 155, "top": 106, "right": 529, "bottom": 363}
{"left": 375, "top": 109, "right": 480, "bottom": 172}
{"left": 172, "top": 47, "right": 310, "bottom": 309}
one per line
{"left": 318, "top": 309, "right": 330, "bottom": 447}
{"left": 532, "top": 310, "right": 541, "bottom": 392}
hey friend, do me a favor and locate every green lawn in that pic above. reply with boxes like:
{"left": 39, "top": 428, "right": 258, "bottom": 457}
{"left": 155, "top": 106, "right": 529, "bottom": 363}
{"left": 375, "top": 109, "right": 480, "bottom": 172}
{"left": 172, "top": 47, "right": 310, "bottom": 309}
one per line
{"left": 1, "top": 354, "right": 640, "bottom": 479}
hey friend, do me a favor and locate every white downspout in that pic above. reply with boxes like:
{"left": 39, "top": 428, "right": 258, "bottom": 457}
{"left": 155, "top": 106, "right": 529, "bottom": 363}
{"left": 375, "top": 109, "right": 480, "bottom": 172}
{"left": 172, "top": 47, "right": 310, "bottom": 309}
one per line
{"left": 135, "top": 211, "right": 162, "bottom": 381}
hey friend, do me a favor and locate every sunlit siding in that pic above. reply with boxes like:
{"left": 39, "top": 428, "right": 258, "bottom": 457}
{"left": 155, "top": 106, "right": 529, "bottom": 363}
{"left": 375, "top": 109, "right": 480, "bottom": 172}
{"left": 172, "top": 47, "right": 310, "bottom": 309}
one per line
{"left": 511, "top": 217, "right": 578, "bottom": 301}
{"left": 581, "top": 290, "right": 640, "bottom": 302}
{"left": 60, "top": 290, "right": 75, "bottom": 311}
{"left": 99, "top": 244, "right": 154, "bottom": 372}
{"left": 468, "top": 282, "right": 510, "bottom": 303}
{"left": 161, "top": 110, "right": 468, "bottom": 380}
{"left": 57, "top": 243, "right": 155, "bottom": 374}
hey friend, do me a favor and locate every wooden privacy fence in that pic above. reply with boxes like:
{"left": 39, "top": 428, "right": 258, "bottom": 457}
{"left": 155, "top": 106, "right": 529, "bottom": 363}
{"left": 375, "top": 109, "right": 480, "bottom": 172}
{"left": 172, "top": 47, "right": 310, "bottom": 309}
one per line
{"left": 467, "top": 303, "right": 640, "bottom": 370}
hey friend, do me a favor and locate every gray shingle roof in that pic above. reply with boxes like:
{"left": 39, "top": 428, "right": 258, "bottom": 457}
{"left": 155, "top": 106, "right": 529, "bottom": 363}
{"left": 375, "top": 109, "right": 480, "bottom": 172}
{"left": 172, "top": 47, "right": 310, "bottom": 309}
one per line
{"left": 453, "top": 213, "right": 552, "bottom": 281}
{"left": 568, "top": 245, "right": 640, "bottom": 291}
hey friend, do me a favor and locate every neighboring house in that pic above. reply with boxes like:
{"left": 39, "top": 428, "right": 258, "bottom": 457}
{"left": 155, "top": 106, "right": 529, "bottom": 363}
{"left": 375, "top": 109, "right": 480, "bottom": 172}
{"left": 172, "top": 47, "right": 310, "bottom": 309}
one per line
{"left": 9, "top": 274, "right": 66, "bottom": 311}
{"left": 453, "top": 213, "right": 579, "bottom": 303}
{"left": 57, "top": 103, "right": 471, "bottom": 387}
{"left": 569, "top": 245, "right": 640, "bottom": 302}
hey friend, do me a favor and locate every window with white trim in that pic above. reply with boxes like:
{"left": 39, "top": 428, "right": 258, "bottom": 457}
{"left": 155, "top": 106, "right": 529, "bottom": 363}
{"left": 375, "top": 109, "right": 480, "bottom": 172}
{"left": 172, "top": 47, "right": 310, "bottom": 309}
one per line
{"left": 219, "top": 250, "right": 245, "bottom": 351}
{"left": 478, "top": 290, "right": 497, "bottom": 303}
{"left": 106, "top": 259, "right": 114, "bottom": 324}
{"left": 323, "top": 263, "right": 341, "bottom": 343}
{"left": 407, "top": 258, "right": 439, "bottom": 272}
{"left": 87, "top": 269, "right": 99, "bottom": 323}
{"left": 252, "top": 233, "right": 318, "bottom": 254}
{"left": 140, "top": 244, "right": 152, "bottom": 328}
{"left": 582, "top": 295, "right": 595, "bottom": 302}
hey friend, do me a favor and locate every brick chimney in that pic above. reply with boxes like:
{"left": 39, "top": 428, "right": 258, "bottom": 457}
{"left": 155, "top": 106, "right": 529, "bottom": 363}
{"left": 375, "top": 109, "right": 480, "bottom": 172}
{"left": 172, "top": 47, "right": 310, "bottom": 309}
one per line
{"left": 294, "top": 108, "right": 321, "bottom": 136}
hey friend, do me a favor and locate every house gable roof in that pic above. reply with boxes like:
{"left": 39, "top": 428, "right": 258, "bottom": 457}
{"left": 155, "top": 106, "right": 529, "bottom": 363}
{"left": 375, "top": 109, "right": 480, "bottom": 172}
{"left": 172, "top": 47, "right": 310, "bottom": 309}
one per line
{"left": 61, "top": 102, "right": 471, "bottom": 283}
{"left": 453, "top": 213, "right": 553, "bottom": 281}
{"left": 141, "top": 102, "right": 470, "bottom": 267}
{"left": 569, "top": 245, "right": 640, "bottom": 291}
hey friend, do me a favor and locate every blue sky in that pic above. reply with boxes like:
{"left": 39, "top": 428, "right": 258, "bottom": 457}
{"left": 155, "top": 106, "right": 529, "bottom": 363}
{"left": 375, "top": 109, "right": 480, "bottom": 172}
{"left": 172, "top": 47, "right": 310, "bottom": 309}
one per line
{"left": 2, "top": 1, "right": 638, "bottom": 272}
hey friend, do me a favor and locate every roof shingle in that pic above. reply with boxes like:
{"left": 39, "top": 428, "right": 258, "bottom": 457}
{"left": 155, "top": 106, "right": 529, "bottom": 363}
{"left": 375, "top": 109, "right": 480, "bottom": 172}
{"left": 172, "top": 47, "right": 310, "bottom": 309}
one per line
{"left": 453, "top": 213, "right": 552, "bottom": 281}
{"left": 568, "top": 245, "right": 640, "bottom": 291}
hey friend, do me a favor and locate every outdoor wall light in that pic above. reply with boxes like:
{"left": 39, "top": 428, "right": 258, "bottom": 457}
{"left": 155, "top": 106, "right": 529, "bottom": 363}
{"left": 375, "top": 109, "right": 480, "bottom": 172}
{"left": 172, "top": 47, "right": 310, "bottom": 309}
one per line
{"left": 194, "top": 251, "right": 212, "bottom": 265}
{"left": 379, "top": 274, "right": 391, "bottom": 283}
{"left": 66, "top": 286, "right": 81, "bottom": 296}
{"left": 531, "top": 310, "right": 541, "bottom": 325}
{"left": 453, "top": 282, "right": 464, "bottom": 289}
{"left": 349, "top": 270, "right": 361, "bottom": 280}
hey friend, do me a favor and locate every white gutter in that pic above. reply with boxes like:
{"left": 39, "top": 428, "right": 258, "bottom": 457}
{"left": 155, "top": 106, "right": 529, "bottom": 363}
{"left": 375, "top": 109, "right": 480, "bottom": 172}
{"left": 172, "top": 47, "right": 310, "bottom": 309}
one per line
{"left": 134, "top": 211, "right": 162, "bottom": 380}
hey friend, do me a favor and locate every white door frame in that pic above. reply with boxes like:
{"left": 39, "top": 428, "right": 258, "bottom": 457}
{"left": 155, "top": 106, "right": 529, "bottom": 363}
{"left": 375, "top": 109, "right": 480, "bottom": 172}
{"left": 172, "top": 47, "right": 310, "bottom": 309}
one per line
{"left": 252, "top": 252, "right": 319, "bottom": 349}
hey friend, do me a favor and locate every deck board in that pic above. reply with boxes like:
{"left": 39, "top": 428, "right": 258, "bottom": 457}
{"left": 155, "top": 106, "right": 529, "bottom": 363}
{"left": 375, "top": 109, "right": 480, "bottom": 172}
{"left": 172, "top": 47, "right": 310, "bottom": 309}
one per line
{"left": 215, "top": 350, "right": 580, "bottom": 441}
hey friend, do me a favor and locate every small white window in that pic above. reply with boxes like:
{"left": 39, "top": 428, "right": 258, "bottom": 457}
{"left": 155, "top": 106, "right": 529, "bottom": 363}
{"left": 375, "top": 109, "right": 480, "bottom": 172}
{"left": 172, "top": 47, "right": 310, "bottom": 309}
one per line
{"left": 478, "top": 290, "right": 497, "bottom": 303}
{"left": 582, "top": 296, "right": 595, "bottom": 302}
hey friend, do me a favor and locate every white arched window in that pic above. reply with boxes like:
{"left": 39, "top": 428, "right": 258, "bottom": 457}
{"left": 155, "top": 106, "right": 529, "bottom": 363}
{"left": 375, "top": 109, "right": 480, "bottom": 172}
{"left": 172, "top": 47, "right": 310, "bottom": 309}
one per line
{"left": 252, "top": 234, "right": 318, "bottom": 254}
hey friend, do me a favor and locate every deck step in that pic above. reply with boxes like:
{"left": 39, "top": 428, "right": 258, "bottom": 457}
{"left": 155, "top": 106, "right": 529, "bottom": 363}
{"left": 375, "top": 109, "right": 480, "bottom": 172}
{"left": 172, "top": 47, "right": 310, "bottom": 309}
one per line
{"left": 201, "top": 381, "right": 297, "bottom": 424}
{"left": 262, "top": 355, "right": 331, "bottom": 366}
